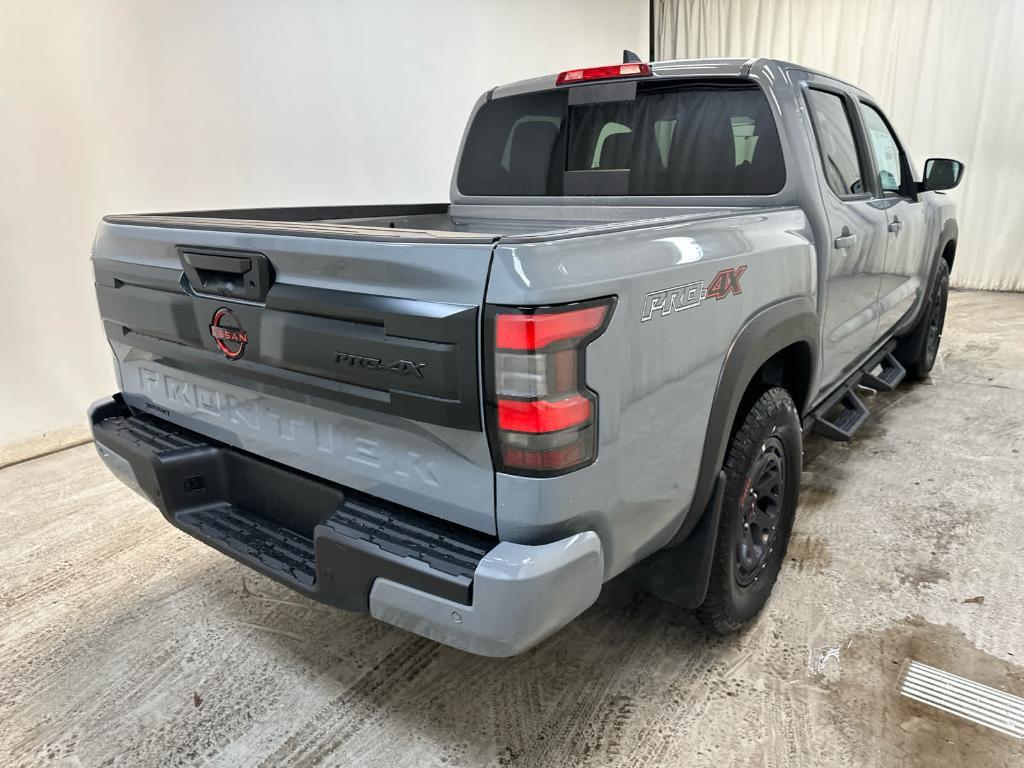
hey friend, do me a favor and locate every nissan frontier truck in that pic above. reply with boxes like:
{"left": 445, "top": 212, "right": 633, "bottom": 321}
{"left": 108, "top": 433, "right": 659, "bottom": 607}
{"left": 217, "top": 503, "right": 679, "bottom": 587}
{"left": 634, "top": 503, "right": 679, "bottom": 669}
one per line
{"left": 88, "top": 57, "right": 963, "bottom": 656}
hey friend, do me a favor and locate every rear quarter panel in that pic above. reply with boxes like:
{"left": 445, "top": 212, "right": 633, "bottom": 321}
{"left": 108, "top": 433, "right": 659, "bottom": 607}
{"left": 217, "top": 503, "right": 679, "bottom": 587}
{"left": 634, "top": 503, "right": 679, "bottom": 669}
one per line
{"left": 486, "top": 208, "right": 816, "bottom": 578}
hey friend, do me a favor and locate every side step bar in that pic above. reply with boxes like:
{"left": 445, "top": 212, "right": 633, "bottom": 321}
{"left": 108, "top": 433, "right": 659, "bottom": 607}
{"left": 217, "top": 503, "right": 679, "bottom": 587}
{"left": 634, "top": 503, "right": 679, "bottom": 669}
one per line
{"left": 861, "top": 349, "right": 907, "bottom": 392}
{"left": 809, "top": 342, "right": 906, "bottom": 442}
{"left": 812, "top": 385, "right": 869, "bottom": 441}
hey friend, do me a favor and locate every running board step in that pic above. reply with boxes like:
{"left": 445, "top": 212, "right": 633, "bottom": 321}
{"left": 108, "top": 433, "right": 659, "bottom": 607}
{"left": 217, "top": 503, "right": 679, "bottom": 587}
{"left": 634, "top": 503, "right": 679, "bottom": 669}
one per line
{"left": 812, "top": 386, "right": 870, "bottom": 441}
{"left": 861, "top": 350, "right": 906, "bottom": 392}
{"left": 809, "top": 342, "right": 907, "bottom": 442}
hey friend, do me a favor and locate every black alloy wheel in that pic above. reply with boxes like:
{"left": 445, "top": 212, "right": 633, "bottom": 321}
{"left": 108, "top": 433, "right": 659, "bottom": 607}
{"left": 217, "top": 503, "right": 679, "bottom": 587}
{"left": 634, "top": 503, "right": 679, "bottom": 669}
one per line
{"left": 924, "top": 263, "right": 950, "bottom": 370}
{"left": 696, "top": 387, "right": 802, "bottom": 635}
{"left": 898, "top": 258, "right": 950, "bottom": 380}
{"left": 735, "top": 436, "right": 786, "bottom": 587}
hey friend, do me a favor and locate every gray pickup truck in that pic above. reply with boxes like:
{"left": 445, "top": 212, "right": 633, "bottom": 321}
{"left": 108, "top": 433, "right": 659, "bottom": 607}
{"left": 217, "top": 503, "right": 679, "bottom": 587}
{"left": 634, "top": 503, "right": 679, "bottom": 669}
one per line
{"left": 88, "top": 57, "right": 963, "bottom": 656}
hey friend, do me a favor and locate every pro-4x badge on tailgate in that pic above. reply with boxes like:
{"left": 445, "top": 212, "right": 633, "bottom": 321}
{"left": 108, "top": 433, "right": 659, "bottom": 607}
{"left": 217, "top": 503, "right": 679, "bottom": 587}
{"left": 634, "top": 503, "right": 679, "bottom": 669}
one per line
{"left": 641, "top": 266, "right": 747, "bottom": 323}
{"left": 335, "top": 352, "right": 427, "bottom": 378}
{"left": 209, "top": 307, "right": 248, "bottom": 360}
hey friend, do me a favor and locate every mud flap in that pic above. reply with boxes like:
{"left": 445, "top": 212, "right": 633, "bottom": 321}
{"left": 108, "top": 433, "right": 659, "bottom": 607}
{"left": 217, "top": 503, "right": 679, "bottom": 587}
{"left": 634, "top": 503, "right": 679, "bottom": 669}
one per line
{"left": 638, "top": 471, "right": 727, "bottom": 609}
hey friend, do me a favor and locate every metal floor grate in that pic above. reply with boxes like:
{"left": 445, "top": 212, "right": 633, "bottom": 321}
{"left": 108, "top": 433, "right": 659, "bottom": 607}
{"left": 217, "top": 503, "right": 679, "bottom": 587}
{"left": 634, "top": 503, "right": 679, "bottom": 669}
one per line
{"left": 900, "top": 660, "right": 1024, "bottom": 740}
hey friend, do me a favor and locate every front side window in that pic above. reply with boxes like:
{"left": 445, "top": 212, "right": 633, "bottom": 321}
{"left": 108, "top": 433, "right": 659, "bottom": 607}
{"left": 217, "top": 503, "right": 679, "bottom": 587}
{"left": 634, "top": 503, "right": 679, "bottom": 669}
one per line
{"left": 805, "top": 89, "right": 865, "bottom": 198}
{"left": 457, "top": 82, "right": 786, "bottom": 196}
{"left": 859, "top": 103, "right": 904, "bottom": 194}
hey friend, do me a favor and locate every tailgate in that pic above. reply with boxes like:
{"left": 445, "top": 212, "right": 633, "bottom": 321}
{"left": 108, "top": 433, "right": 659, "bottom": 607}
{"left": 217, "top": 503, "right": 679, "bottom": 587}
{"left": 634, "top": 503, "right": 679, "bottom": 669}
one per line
{"left": 92, "top": 220, "right": 498, "bottom": 533}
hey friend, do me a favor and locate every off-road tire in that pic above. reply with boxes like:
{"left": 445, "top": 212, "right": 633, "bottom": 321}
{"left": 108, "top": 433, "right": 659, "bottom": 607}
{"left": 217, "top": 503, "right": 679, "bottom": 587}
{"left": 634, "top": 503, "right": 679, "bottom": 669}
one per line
{"left": 897, "top": 258, "right": 950, "bottom": 381}
{"left": 696, "top": 387, "right": 801, "bottom": 634}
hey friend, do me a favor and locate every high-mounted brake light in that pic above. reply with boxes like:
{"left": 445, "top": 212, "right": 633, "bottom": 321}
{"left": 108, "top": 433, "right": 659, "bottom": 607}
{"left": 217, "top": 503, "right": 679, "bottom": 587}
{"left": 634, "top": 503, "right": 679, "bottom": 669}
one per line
{"left": 485, "top": 298, "right": 615, "bottom": 476}
{"left": 556, "top": 62, "right": 651, "bottom": 86}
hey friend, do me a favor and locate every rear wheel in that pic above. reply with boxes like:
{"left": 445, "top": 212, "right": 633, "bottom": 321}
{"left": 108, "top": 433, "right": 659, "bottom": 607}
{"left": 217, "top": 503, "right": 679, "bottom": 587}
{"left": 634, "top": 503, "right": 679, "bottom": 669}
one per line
{"left": 696, "top": 387, "right": 801, "bottom": 634}
{"left": 898, "top": 259, "right": 950, "bottom": 381}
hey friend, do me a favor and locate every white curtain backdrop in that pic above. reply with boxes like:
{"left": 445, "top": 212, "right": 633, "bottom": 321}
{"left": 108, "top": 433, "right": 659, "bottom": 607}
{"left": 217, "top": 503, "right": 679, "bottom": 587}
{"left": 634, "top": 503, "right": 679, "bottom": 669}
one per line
{"left": 0, "top": 0, "right": 646, "bottom": 448}
{"left": 656, "top": 0, "right": 1024, "bottom": 292}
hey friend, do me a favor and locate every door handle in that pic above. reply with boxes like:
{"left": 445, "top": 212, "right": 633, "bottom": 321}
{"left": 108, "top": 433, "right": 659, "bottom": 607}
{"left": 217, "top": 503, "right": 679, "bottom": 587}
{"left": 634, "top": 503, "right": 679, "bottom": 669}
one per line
{"left": 834, "top": 229, "right": 857, "bottom": 250}
{"left": 888, "top": 217, "right": 903, "bottom": 234}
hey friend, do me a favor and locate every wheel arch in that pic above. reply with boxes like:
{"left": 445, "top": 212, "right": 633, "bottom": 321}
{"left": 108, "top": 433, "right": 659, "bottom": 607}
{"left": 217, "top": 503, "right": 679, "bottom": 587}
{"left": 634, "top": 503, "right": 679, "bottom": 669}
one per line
{"left": 936, "top": 217, "right": 957, "bottom": 273}
{"left": 940, "top": 236, "right": 957, "bottom": 271}
{"left": 666, "top": 296, "right": 818, "bottom": 547}
{"left": 734, "top": 340, "right": 814, "bottom": 431}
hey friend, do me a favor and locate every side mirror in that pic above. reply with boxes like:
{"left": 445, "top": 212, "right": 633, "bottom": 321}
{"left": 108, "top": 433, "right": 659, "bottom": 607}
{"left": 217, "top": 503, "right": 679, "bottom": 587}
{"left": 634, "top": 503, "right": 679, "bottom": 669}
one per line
{"left": 920, "top": 158, "right": 964, "bottom": 192}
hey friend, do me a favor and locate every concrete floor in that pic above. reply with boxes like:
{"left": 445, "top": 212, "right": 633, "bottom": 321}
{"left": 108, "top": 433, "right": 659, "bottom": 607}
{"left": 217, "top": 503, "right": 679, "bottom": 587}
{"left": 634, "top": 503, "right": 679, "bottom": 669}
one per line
{"left": 3, "top": 289, "right": 1023, "bottom": 768}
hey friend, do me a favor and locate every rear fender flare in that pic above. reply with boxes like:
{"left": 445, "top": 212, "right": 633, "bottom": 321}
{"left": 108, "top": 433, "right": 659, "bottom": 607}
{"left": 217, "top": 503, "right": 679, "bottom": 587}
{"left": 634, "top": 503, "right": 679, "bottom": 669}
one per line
{"left": 667, "top": 296, "right": 818, "bottom": 547}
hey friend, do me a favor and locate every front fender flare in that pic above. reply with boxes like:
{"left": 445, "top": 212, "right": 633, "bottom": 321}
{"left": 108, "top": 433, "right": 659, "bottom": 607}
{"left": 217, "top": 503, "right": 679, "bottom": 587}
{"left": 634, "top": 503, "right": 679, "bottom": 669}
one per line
{"left": 895, "top": 218, "right": 958, "bottom": 339}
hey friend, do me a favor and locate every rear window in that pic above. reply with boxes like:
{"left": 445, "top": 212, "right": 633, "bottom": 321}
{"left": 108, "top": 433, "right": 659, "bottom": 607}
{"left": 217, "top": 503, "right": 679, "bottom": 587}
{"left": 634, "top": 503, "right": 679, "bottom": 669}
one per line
{"left": 457, "top": 82, "right": 786, "bottom": 196}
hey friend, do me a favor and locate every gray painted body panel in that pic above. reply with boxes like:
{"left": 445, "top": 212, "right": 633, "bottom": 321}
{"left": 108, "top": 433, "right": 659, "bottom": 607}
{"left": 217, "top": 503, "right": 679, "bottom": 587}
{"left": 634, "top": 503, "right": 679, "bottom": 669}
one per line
{"left": 879, "top": 191, "right": 951, "bottom": 337}
{"left": 486, "top": 208, "right": 815, "bottom": 577}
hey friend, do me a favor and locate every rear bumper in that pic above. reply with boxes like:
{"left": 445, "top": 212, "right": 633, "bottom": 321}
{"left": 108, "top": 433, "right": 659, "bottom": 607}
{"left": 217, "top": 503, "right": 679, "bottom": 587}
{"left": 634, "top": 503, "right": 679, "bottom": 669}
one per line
{"left": 88, "top": 396, "right": 603, "bottom": 657}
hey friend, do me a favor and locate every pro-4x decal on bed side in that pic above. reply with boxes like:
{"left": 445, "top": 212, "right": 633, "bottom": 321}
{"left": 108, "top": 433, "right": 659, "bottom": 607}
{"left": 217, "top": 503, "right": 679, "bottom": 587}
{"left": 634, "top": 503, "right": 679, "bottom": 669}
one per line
{"left": 640, "top": 266, "right": 747, "bottom": 322}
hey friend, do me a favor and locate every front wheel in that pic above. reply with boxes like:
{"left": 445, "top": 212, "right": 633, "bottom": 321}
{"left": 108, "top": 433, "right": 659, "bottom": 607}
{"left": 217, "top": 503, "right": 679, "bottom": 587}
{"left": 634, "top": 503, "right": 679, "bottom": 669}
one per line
{"left": 898, "top": 259, "right": 950, "bottom": 381}
{"left": 696, "top": 387, "right": 801, "bottom": 634}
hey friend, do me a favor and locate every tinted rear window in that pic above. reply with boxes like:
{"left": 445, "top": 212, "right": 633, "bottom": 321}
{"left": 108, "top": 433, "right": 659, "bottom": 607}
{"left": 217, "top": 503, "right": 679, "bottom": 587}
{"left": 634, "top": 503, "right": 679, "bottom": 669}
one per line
{"left": 457, "top": 82, "right": 786, "bottom": 196}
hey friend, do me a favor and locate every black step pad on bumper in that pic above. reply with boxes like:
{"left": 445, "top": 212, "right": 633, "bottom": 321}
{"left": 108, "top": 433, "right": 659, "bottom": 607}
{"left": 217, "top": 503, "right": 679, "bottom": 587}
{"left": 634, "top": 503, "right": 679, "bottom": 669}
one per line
{"left": 179, "top": 506, "right": 317, "bottom": 586}
{"left": 90, "top": 397, "right": 496, "bottom": 611}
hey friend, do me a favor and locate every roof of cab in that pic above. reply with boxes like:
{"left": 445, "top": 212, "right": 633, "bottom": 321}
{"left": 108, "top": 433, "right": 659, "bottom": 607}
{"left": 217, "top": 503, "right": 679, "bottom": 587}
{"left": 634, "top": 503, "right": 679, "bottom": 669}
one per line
{"left": 489, "top": 57, "right": 862, "bottom": 100}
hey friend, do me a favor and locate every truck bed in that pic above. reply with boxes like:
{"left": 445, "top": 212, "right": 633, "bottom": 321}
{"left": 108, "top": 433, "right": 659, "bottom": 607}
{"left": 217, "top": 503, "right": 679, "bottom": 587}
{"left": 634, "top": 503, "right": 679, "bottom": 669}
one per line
{"left": 104, "top": 202, "right": 748, "bottom": 243}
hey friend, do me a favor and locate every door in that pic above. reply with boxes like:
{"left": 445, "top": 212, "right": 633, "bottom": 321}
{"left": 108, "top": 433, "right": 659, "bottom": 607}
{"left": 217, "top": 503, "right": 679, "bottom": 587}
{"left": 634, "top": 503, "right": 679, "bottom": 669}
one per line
{"left": 858, "top": 101, "right": 930, "bottom": 335}
{"left": 804, "top": 86, "right": 889, "bottom": 389}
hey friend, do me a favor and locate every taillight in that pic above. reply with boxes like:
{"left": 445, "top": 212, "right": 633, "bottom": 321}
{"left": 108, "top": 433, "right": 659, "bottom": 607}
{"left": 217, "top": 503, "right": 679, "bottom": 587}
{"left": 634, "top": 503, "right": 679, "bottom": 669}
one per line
{"left": 485, "top": 298, "right": 615, "bottom": 476}
{"left": 555, "top": 62, "right": 652, "bottom": 85}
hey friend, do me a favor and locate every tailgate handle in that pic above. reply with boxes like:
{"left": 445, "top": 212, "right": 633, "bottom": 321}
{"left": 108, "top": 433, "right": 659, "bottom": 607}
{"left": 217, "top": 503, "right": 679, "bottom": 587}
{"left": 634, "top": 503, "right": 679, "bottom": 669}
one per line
{"left": 179, "top": 247, "right": 273, "bottom": 303}
{"left": 184, "top": 251, "right": 251, "bottom": 274}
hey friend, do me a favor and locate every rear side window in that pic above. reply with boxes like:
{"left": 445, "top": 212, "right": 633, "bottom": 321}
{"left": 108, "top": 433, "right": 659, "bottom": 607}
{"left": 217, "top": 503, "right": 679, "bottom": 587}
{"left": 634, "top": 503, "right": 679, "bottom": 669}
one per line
{"left": 805, "top": 89, "right": 866, "bottom": 198}
{"left": 458, "top": 90, "right": 566, "bottom": 196}
{"left": 457, "top": 82, "right": 786, "bottom": 196}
